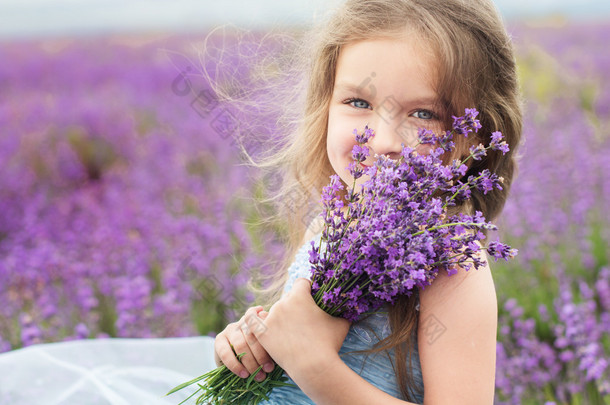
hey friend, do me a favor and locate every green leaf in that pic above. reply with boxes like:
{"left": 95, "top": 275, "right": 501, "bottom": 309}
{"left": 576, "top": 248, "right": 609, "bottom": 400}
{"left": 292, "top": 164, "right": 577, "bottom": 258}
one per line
{"left": 166, "top": 372, "right": 209, "bottom": 396}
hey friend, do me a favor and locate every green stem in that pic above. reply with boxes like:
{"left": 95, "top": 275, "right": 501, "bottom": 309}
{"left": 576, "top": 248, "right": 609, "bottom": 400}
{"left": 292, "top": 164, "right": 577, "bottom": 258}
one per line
{"left": 412, "top": 221, "right": 482, "bottom": 237}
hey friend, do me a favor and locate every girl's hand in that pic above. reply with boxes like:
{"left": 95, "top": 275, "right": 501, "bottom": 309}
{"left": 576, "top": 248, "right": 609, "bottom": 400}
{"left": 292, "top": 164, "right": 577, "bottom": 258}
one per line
{"left": 248, "top": 278, "right": 351, "bottom": 378}
{"left": 213, "top": 306, "right": 276, "bottom": 382}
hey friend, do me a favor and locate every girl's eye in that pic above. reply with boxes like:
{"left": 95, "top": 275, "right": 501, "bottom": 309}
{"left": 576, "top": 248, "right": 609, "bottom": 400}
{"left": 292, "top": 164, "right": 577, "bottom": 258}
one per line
{"left": 345, "top": 98, "right": 371, "bottom": 109}
{"left": 412, "top": 110, "right": 436, "bottom": 120}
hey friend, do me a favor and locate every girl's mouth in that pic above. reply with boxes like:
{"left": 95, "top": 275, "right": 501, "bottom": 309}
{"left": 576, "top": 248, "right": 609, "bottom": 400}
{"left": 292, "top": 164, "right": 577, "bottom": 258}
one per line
{"left": 360, "top": 162, "right": 371, "bottom": 168}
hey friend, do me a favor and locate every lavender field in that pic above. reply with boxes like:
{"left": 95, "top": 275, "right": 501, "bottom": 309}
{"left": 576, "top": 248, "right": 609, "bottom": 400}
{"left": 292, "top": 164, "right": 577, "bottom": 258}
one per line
{"left": 0, "top": 20, "right": 609, "bottom": 404}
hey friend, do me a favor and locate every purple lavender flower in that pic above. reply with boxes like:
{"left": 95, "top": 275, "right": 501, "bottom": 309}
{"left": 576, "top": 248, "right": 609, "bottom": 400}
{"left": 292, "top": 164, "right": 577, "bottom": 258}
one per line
{"left": 487, "top": 240, "right": 518, "bottom": 261}
{"left": 469, "top": 143, "right": 487, "bottom": 160}
{"left": 490, "top": 131, "right": 510, "bottom": 154}
{"left": 354, "top": 125, "right": 375, "bottom": 144}
{"left": 452, "top": 108, "right": 481, "bottom": 137}
{"left": 417, "top": 128, "right": 437, "bottom": 145}
{"left": 351, "top": 144, "right": 370, "bottom": 163}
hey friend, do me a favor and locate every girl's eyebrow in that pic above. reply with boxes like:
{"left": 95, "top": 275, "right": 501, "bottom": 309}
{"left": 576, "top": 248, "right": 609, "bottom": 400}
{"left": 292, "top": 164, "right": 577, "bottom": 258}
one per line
{"left": 333, "top": 81, "right": 369, "bottom": 95}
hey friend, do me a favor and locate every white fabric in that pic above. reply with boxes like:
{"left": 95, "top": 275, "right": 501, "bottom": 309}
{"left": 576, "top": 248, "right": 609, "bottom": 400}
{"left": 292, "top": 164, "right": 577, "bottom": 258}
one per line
{"left": 0, "top": 336, "right": 217, "bottom": 405}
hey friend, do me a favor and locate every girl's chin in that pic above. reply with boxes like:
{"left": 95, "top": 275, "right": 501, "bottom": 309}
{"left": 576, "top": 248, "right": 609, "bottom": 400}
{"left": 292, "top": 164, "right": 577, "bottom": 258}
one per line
{"left": 339, "top": 175, "right": 370, "bottom": 188}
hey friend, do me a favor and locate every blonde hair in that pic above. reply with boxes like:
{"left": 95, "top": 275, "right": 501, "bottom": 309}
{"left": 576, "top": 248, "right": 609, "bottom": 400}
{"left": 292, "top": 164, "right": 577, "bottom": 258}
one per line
{"left": 213, "top": 0, "right": 523, "bottom": 401}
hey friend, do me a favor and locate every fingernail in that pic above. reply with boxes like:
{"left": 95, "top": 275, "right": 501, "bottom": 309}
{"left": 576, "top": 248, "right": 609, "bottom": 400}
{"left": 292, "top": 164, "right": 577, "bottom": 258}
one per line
{"left": 255, "top": 372, "right": 265, "bottom": 382}
{"left": 263, "top": 362, "right": 274, "bottom": 373}
{"left": 239, "top": 371, "right": 249, "bottom": 378}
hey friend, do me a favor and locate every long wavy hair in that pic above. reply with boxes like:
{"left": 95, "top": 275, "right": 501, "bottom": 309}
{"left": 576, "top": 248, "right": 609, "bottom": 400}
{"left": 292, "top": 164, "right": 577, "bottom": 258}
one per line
{"left": 231, "top": 0, "right": 523, "bottom": 401}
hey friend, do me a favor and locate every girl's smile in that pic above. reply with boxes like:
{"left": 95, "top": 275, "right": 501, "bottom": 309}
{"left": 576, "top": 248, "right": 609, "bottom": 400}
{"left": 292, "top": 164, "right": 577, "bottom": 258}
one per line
{"left": 326, "top": 35, "right": 443, "bottom": 187}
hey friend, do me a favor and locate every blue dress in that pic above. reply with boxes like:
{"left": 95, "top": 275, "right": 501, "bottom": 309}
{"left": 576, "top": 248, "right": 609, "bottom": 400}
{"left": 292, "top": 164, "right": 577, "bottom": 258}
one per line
{"left": 260, "top": 233, "right": 424, "bottom": 404}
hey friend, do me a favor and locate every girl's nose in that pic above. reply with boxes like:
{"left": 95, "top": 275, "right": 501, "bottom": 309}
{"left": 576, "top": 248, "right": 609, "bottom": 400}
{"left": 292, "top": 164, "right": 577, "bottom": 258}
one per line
{"left": 366, "top": 114, "right": 405, "bottom": 160}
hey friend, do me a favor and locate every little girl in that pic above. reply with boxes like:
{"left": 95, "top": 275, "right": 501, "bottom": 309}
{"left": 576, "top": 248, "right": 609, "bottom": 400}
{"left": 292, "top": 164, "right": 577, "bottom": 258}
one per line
{"left": 213, "top": 0, "right": 522, "bottom": 404}
{"left": 0, "top": 1, "right": 521, "bottom": 404}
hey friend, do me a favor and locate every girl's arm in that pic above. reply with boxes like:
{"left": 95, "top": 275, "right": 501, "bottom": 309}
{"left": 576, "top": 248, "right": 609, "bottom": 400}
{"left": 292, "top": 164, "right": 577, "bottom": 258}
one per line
{"left": 417, "top": 253, "right": 498, "bottom": 404}
{"left": 287, "top": 353, "right": 419, "bottom": 405}
{"left": 250, "top": 279, "right": 416, "bottom": 404}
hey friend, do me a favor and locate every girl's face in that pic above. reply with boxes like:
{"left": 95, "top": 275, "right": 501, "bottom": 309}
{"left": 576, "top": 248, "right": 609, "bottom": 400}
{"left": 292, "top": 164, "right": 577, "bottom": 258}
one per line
{"left": 327, "top": 35, "right": 443, "bottom": 186}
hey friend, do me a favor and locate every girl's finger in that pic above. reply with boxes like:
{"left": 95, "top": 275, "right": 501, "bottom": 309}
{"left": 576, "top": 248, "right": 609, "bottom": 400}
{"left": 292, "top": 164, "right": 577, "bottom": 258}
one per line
{"left": 228, "top": 331, "right": 260, "bottom": 380}
{"left": 235, "top": 306, "right": 273, "bottom": 379}
{"left": 240, "top": 318, "right": 275, "bottom": 374}
{"left": 215, "top": 306, "right": 272, "bottom": 380}
{"left": 249, "top": 308, "right": 275, "bottom": 372}
{"left": 214, "top": 333, "right": 251, "bottom": 379}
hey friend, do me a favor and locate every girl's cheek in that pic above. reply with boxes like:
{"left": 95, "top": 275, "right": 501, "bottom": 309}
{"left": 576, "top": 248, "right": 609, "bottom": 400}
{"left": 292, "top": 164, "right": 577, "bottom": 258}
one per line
{"left": 415, "top": 143, "right": 433, "bottom": 156}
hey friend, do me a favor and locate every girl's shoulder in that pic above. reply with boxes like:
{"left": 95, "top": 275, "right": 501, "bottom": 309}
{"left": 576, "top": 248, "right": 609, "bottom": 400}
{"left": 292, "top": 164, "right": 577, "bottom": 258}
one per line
{"left": 419, "top": 249, "right": 496, "bottom": 314}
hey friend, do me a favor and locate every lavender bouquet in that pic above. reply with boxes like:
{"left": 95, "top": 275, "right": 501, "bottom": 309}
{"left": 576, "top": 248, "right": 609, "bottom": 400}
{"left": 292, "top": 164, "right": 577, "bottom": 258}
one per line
{"left": 167, "top": 108, "right": 516, "bottom": 404}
